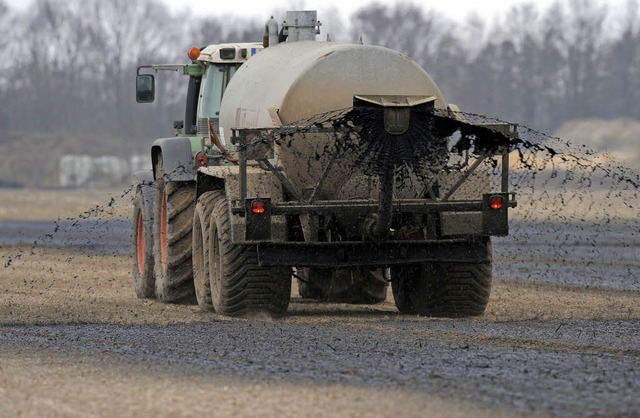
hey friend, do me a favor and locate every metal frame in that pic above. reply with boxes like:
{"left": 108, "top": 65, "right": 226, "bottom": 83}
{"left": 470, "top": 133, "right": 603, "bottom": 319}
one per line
{"left": 255, "top": 239, "right": 492, "bottom": 268}
{"left": 230, "top": 122, "right": 517, "bottom": 221}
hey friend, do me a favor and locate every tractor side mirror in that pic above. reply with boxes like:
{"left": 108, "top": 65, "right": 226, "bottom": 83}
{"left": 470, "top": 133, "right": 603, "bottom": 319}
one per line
{"left": 136, "top": 74, "right": 155, "bottom": 103}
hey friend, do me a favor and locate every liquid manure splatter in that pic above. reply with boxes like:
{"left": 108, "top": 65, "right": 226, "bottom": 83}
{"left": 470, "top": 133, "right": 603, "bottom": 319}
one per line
{"left": 3, "top": 107, "right": 639, "bottom": 292}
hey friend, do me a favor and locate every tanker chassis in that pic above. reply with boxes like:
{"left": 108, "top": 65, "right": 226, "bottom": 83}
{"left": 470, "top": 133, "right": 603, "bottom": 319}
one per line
{"left": 132, "top": 11, "right": 517, "bottom": 317}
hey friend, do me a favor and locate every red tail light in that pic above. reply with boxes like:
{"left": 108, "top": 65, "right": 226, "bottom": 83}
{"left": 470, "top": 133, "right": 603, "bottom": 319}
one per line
{"left": 251, "top": 200, "right": 266, "bottom": 214}
{"left": 195, "top": 152, "right": 208, "bottom": 167}
{"left": 489, "top": 195, "right": 504, "bottom": 210}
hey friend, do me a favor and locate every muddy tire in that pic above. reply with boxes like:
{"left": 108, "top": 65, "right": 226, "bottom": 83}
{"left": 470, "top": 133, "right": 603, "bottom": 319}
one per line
{"left": 392, "top": 240, "right": 492, "bottom": 317}
{"left": 153, "top": 156, "right": 196, "bottom": 303}
{"left": 191, "top": 191, "right": 219, "bottom": 310}
{"left": 208, "top": 193, "right": 291, "bottom": 316}
{"left": 132, "top": 181, "right": 155, "bottom": 299}
{"left": 297, "top": 268, "right": 330, "bottom": 300}
{"left": 298, "top": 268, "right": 387, "bottom": 304}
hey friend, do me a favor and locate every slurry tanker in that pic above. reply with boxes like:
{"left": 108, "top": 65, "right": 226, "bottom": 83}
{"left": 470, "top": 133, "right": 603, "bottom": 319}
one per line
{"left": 133, "top": 10, "right": 517, "bottom": 317}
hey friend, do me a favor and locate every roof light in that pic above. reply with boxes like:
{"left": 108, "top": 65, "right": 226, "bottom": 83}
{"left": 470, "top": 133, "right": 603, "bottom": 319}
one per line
{"left": 188, "top": 47, "right": 201, "bottom": 60}
{"left": 220, "top": 48, "right": 236, "bottom": 60}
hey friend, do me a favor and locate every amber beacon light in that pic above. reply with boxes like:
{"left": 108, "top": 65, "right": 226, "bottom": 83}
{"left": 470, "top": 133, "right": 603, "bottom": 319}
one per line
{"left": 188, "top": 47, "right": 201, "bottom": 60}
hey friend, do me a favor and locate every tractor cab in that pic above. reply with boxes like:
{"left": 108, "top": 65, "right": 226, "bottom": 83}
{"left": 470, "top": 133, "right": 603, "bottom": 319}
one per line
{"left": 135, "top": 43, "right": 264, "bottom": 141}
{"left": 193, "top": 44, "right": 264, "bottom": 142}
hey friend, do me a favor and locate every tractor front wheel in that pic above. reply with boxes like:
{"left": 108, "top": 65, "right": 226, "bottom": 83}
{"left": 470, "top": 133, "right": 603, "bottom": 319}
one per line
{"left": 152, "top": 156, "right": 196, "bottom": 303}
{"left": 132, "top": 181, "right": 155, "bottom": 299}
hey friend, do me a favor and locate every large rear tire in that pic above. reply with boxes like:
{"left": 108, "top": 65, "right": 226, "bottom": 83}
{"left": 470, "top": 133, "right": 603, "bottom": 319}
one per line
{"left": 153, "top": 156, "right": 196, "bottom": 303}
{"left": 392, "top": 240, "right": 492, "bottom": 317}
{"left": 132, "top": 182, "right": 155, "bottom": 299}
{"left": 298, "top": 268, "right": 387, "bottom": 304}
{"left": 192, "top": 191, "right": 219, "bottom": 310}
{"left": 208, "top": 193, "right": 291, "bottom": 316}
{"left": 297, "top": 268, "right": 329, "bottom": 300}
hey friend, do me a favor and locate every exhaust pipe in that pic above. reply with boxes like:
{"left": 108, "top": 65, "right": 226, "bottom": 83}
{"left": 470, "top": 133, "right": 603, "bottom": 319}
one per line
{"left": 264, "top": 16, "right": 279, "bottom": 47}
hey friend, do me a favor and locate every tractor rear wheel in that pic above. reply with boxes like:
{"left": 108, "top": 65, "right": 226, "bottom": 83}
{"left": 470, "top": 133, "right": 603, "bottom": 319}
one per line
{"left": 132, "top": 181, "right": 155, "bottom": 299}
{"left": 152, "top": 156, "right": 196, "bottom": 303}
{"left": 208, "top": 193, "right": 291, "bottom": 316}
{"left": 391, "top": 240, "right": 492, "bottom": 317}
{"left": 297, "top": 268, "right": 328, "bottom": 300}
{"left": 191, "top": 191, "right": 219, "bottom": 310}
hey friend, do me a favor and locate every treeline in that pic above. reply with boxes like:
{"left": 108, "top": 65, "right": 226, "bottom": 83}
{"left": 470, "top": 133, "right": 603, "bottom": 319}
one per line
{"left": 351, "top": 1, "right": 640, "bottom": 131}
{"left": 0, "top": 0, "right": 262, "bottom": 149}
{"left": 0, "top": 0, "right": 638, "bottom": 151}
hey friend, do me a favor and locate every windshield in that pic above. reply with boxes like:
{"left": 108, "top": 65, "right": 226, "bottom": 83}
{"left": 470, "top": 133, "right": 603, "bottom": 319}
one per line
{"left": 198, "top": 64, "right": 240, "bottom": 119}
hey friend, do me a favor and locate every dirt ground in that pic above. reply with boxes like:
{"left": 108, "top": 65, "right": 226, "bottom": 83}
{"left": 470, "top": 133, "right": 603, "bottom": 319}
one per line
{"left": 1, "top": 246, "right": 638, "bottom": 326}
{"left": 1, "top": 245, "right": 639, "bottom": 417}
{"left": 0, "top": 190, "right": 639, "bottom": 417}
{"left": 0, "top": 188, "right": 130, "bottom": 221}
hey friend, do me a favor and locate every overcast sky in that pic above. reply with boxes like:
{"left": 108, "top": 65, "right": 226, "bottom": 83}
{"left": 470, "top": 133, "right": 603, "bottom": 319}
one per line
{"left": 5, "top": 0, "right": 631, "bottom": 36}
{"left": 162, "top": 0, "right": 548, "bottom": 21}
{"left": 4, "top": 0, "right": 628, "bottom": 23}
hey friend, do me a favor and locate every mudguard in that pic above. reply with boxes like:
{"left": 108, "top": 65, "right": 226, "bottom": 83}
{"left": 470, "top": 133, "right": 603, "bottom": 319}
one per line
{"left": 131, "top": 169, "right": 154, "bottom": 187}
{"left": 151, "top": 137, "right": 195, "bottom": 181}
{"left": 197, "top": 165, "right": 286, "bottom": 243}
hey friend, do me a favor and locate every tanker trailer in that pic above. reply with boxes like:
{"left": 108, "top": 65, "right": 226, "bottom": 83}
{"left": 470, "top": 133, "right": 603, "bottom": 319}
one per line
{"left": 133, "top": 10, "right": 517, "bottom": 317}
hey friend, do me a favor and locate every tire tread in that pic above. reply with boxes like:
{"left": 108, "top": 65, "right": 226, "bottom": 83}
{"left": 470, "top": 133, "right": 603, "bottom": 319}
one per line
{"left": 210, "top": 195, "right": 291, "bottom": 316}
{"left": 153, "top": 179, "right": 196, "bottom": 303}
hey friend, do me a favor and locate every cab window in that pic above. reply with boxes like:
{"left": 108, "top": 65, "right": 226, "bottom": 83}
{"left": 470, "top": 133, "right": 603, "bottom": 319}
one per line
{"left": 198, "top": 64, "right": 240, "bottom": 118}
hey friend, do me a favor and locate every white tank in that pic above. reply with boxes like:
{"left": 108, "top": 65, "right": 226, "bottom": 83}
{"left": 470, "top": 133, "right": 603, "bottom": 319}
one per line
{"left": 219, "top": 41, "right": 448, "bottom": 200}
{"left": 220, "top": 41, "right": 446, "bottom": 131}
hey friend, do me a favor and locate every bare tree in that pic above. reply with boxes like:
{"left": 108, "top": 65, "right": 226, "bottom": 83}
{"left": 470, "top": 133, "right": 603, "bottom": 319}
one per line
{"left": 76, "top": 0, "right": 185, "bottom": 137}
{"left": 4, "top": 0, "right": 185, "bottom": 141}
{"left": 0, "top": 0, "right": 638, "bottom": 149}
{"left": 0, "top": 0, "right": 9, "bottom": 131}
{"left": 605, "top": 0, "right": 640, "bottom": 118}
{"left": 350, "top": 3, "right": 469, "bottom": 103}
{"left": 189, "top": 14, "right": 262, "bottom": 46}
{"left": 350, "top": 3, "right": 455, "bottom": 65}
{"left": 558, "top": 0, "right": 608, "bottom": 118}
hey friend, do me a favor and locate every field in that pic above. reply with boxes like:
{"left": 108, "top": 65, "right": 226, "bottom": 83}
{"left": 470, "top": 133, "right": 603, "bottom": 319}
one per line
{"left": 0, "top": 188, "right": 131, "bottom": 220}
{"left": 0, "top": 188, "right": 639, "bottom": 417}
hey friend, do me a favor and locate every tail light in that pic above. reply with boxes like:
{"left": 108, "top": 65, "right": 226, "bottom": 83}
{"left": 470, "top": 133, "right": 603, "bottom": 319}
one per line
{"left": 195, "top": 152, "right": 208, "bottom": 167}
{"left": 483, "top": 193, "right": 513, "bottom": 237}
{"left": 246, "top": 198, "right": 271, "bottom": 240}
{"left": 489, "top": 195, "right": 504, "bottom": 210}
{"left": 251, "top": 200, "right": 266, "bottom": 214}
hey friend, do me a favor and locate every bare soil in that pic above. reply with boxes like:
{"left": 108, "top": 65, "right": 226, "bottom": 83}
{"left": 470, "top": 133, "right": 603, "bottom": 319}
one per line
{"left": 1, "top": 245, "right": 639, "bottom": 417}
{"left": 1, "top": 246, "right": 638, "bottom": 326}
{"left": 0, "top": 188, "right": 639, "bottom": 417}
{"left": 0, "top": 188, "right": 130, "bottom": 220}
